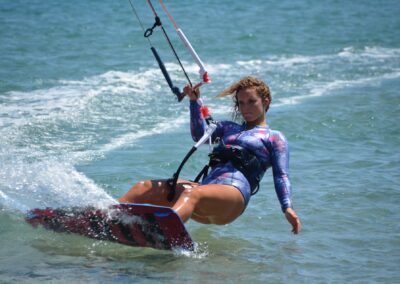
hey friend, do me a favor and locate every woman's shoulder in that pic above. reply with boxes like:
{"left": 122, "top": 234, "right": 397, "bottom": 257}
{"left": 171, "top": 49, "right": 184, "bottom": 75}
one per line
{"left": 269, "top": 128, "right": 286, "bottom": 139}
{"left": 220, "top": 120, "right": 241, "bottom": 126}
{"left": 218, "top": 120, "right": 242, "bottom": 131}
{"left": 268, "top": 128, "right": 289, "bottom": 149}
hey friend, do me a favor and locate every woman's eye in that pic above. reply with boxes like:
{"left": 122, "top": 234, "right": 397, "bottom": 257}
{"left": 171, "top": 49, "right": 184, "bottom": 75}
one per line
{"left": 238, "top": 99, "right": 257, "bottom": 106}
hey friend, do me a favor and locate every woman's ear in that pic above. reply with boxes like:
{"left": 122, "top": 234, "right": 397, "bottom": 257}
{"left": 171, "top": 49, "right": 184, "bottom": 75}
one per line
{"left": 263, "top": 98, "right": 270, "bottom": 112}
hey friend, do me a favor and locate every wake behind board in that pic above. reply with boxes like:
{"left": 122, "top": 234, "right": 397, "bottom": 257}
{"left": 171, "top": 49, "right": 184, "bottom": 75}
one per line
{"left": 25, "top": 203, "right": 194, "bottom": 251}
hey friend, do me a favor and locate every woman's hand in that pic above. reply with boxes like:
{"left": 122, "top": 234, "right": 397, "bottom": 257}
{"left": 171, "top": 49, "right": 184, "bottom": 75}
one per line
{"left": 183, "top": 84, "right": 200, "bottom": 101}
{"left": 285, "top": 208, "right": 301, "bottom": 234}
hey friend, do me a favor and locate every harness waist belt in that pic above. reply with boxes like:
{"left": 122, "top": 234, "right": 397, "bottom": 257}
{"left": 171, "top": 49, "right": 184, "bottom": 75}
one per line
{"left": 207, "top": 144, "right": 262, "bottom": 195}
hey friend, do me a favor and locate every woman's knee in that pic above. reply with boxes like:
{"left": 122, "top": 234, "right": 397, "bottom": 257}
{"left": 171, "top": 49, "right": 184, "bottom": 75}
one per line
{"left": 133, "top": 179, "right": 164, "bottom": 191}
{"left": 179, "top": 186, "right": 200, "bottom": 202}
{"left": 135, "top": 180, "right": 151, "bottom": 190}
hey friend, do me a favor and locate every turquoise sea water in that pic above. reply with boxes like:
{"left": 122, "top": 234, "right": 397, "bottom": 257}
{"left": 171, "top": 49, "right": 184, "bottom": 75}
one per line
{"left": 1, "top": 0, "right": 399, "bottom": 282}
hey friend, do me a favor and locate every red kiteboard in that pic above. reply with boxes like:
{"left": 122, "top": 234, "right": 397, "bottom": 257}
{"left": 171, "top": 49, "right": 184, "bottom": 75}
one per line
{"left": 25, "top": 203, "right": 194, "bottom": 251}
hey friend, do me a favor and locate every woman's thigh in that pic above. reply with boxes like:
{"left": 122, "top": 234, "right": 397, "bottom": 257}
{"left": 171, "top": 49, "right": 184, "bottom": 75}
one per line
{"left": 119, "top": 179, "right": 245, "bottom": 224}
{"left": 188, "top": 184, "right": 245, "bottom": 225}
{"left": 118, "top": 179, "right": 199, "bottom": 206}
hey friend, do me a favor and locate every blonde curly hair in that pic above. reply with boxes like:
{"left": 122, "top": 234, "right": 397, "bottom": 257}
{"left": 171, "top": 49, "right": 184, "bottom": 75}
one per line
{"left": 218, "top": 76, "right": 271, "bottom": 121}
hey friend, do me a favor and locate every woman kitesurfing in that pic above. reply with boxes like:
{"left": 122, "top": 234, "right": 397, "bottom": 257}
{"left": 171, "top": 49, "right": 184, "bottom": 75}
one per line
{"left": 119, "top": 76, "right": 301, "bottom": 234}
{"left": 121, "top": 1, "right": 301, "bottom": 234}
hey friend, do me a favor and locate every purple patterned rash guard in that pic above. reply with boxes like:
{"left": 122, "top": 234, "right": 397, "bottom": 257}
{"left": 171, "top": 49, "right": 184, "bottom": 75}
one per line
{"left": 190, "top": 100, "right": 293, "bottom": 212}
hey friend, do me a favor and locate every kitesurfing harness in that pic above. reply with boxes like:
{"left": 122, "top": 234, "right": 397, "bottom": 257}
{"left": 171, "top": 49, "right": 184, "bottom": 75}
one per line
{"left": 167, "top": 139, "right": 263, "bottom": 201}
{"left": 194, "top": 143, "right": 263, "bottom": 196}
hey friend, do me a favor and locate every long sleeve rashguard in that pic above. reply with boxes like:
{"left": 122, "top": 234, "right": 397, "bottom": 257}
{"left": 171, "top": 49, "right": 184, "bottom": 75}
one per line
{"left": 190, "top": 100, "right": 293, "bottom": 211}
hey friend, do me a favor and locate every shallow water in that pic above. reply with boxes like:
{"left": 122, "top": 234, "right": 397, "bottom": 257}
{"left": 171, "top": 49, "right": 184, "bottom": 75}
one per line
{"left": 1, "top": 0, "right": 399, "bottom": 283}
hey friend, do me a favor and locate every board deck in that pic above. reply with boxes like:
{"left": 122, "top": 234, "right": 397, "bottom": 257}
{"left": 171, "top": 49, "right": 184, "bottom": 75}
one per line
{"left": 25, "top": 203, "right": 194, "bottom": 251}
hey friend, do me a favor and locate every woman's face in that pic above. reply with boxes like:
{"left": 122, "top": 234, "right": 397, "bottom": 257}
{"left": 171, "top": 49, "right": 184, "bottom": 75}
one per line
{"left": 236, "top": 87, "right": 266, "bottom": 126}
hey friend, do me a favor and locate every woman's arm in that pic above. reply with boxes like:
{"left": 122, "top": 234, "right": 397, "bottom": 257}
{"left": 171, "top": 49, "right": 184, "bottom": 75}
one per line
{"left": 270, "top": 131, "right": 301, "bottom": 234}
{"left": 190, "top": 99, "right": 205, "bottom": 141}
{"left": 271, "top": 131, "right": 293, "bottom": 212}
{"left": 184, "top": 85, "right": 205, "bottom": 141}
{"left": 185, "top": 85, "right": 223, "bottom": 143}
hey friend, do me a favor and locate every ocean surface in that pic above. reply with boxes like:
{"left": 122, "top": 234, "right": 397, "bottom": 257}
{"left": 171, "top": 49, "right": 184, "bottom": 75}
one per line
{"left": 1, "top": 0, "right": 399, "bottom": 283}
